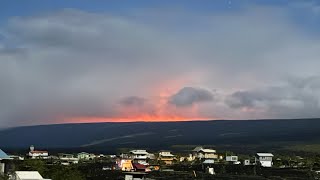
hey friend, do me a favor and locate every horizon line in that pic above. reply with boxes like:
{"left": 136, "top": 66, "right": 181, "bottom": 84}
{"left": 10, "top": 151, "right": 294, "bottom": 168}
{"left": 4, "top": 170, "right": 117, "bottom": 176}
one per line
{"left": 2, "top": 117, "right": 320, "bottom": 130}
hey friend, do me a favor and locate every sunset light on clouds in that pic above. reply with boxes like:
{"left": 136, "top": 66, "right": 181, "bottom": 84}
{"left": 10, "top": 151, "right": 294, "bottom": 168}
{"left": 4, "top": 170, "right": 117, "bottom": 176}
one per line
{"left": 2, "top": 0, "right": 320, "bottom": 127}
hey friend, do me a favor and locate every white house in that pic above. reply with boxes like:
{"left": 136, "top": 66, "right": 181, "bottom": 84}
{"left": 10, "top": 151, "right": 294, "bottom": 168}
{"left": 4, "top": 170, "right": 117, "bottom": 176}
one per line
{"left": 158, "top": 151, "right": 175, "bottom": 165}
{"left": 28, "top": 146, "right": 48, "bottom": 159}
{"left": 11, "top": 171, "right": 51, "bottom": 180}
{"left": 244, "top": 159, "right": 251, "bottom": 165}
{"left": 179, "top": 154, "right": 194, "bottom": 162}
{"left": 58, "top": 153, "right": 79, "bottom": 165}
{"left": 226, "top": 155, "right": 240, "bottom": 164}
{"left": 8, "top": 155, "right": 24, "bottom": 161}
{"left": 255, "top": 153, "right": 274, "bottom": 167}
{"left": 129, "top": 150, "right": 149, "bottom": 165}
{"left": 77, "top": 152, "right": 96, "bottom": 160}
{"left": 192, "top": 146, "right": 218, "bottom": 160}
{"left": 226, "top": 155, "right": 238, "bottom": 162}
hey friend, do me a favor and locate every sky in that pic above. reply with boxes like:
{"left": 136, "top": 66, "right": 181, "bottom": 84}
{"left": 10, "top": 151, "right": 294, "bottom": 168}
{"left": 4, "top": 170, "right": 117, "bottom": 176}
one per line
{"left": 1, "top": 0, "right": 320, "bottom": 127}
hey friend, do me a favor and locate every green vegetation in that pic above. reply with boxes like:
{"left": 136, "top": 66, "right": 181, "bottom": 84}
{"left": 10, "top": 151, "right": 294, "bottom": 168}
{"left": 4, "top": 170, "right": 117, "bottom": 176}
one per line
{"left": 0, "top": 174, "right": 8, "bottom": 180}
{"left": 283, "top": 144, "right": 320, "bottom": 153}
{"left": 5, "top": 157, "right": 320, "bottom": 180}
{"left": 14, "top": 160, "right": 85, "bottom": 180}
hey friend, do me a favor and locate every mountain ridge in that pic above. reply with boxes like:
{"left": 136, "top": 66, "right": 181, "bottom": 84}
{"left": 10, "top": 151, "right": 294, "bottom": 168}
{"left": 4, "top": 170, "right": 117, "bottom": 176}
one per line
{"left": 1, "top": 118, "right": 320, "bottom": 153}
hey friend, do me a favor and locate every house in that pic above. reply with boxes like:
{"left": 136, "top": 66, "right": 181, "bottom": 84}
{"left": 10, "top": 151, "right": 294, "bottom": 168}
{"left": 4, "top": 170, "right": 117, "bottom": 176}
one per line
{"left": 96, "top": 154, "right": 105, "bottom": 158}
{"left": 0, "top": 149, "right": 11, "bottom": 174}
{"left": 147, "top": 153, "right": 156, "bottom": 160}
{"left": 158, "top": 151, "right": 175, "bottom": 165}
{"left": 8, "top": 155, "right": 24, "bottom": 161}
{"left": 192, "top": 146, "right": 218, "bottom": 160}
{"left": 117, "top": 159, "right": 134, "bottom": 171}
{"left": 132, "top": 163, "right": 146, "bottom": 172}
{"left": 28, "top": 146, "right": 48, "bottom": 159}
{"left": 129, "top": 150, "right": 149, "bottom": 165}
{"left": 226, "top": 155, "right": 240, "bottom": 164}
{"left": 28, "top": 151, "right": 48, "bottom": 159}
{"left": 226, "top": 155, "right": 238, "bottom": 162}
{"left": 11, "top": 171, "right": 51, "bottom": 180}
{"left": 58, "top": 153, "right": 78, "bottom": 165}
{"left": 202, "top": 159, "right": 215, "bottom": 174}
{"left": 255, "top": 153, "right": 274, "bottom": 167}
{"left": 77, "top": 152, "right": 95, "bottom": 160}
{"left": 243, "top": 159, "right": 251, "bottom": 165}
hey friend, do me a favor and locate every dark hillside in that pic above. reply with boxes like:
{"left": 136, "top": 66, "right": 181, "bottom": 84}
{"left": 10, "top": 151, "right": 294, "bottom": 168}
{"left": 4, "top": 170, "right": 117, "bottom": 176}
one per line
{"left": 1, "top": 119, "right": 320, "bottom": 153}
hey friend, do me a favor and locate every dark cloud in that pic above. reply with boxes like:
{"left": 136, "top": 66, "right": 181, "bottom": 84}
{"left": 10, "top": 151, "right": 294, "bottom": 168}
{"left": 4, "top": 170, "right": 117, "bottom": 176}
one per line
{"left": 119, "top": 96, "right": 146, "bottom": 107}
{"left": 225, "top": 91, "right": 258, "bottom": 109}
{"left": 169, "top": 87, "right": 214, "bottom": 107}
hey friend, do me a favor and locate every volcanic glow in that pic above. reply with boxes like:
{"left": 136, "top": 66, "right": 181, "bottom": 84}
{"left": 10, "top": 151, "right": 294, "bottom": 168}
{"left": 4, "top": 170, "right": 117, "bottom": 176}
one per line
{"left": 64, "top": 96, "right": 215, "bottom": 123}
{"left": 66, "top": 115, "right": 214, "bottom": 123}
{"left": 63, "top": 78, "right": 216, "bottom": 124}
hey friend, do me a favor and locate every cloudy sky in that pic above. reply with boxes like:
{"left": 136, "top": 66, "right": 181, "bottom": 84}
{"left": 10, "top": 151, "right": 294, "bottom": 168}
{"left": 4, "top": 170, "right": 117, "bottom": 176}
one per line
{"left": 1, "top": 0, "right": 320, "bottom": 127}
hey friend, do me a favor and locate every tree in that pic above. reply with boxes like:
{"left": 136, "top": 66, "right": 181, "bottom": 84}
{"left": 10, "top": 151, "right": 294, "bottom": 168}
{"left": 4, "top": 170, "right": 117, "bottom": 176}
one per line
{"left": 0, "top": 174, "right": 8, "bottom": 180}
{"left": 18, "top": 159, "right": 47, "bottom": 175}
{"left": 49, "top": 166, "right": 85, "bottom": 180}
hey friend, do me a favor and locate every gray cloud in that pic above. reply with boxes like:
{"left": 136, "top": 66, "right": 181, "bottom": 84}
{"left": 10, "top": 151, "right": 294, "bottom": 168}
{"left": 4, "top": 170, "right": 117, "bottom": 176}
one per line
{"left": 119, "top": 96, "right": 146, "bottom": 107}
{"left": 225, "top": 77, "right": 320, "bottom": 119}
{"left": 169, "top": 87, "right": 214, "bottom": 107}
{"left": 225, "top": 91, "right": 258, "bottom": 109}
{"left": 1, "top": 6, "right": 320, "bottom": 127}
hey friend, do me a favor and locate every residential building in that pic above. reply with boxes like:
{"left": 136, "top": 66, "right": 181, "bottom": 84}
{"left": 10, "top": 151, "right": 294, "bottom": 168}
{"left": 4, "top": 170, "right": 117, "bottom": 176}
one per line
{"left": 28, "top": 146, "right": 48, "bottom": 159}
{"left": 117, "top": 159, "right": 134, "bottom": 171}
{"left": 58, "top": 153, "right": 78, "bottom": 165}
{"left": 244, "top": 159, "right": 251, "bottom": 165}
{"left": 147, "top": 153, "right": 156, "bottom": 160}
{"left": 132, "top": 163, "right": 146, "bottom": 172}
{"left": 158, "top": 151, "right": 175, "bottom": 165}
{"left": 226, "top": 155, "right": 240, "bottom": 164}
{"left": 8, "top": 155, "right": 24, "bottom": 161}
{"left": 255, "top": 153, "right": 274, "bottom": 167}
{"left": 129, "top": 150, "right": 149, "bottom": 165}
{"left": 226, "top": 155, "right": 238, "bottom": 162}
{"left": 202, "top": 159, "right": 215, "bottom": 174}
{"left": 192, "top": 146, "right": 218, "bottom": 160}
{"left": 77, "top": 152, "right": 95, "bottom": 160}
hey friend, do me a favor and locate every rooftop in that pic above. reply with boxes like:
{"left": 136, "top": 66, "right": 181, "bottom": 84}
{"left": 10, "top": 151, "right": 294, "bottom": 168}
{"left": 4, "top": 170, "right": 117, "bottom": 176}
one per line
{"left": 30, "top": 150, "right": 48, "bottom": 154}
{"left": 200, "top": 149, "right": 216, "bottom": 153}
{"left": 0, "top": 149, "right": 10, "bottom": 160}
{"left": 203, "top": 159, "right": 215, "bottom": 164}
{"left": 192, "top": 146, "right": 203, "bottom": 152}
{"left": 132, "top": 163, "right": 146, "bottom": 170}
{"left": 130, "top": 150, "right": 148, "bottom": 155}
{"left": 193, "top": 146, "right": 216, "bottom": 153}
{"left": 256, "top": 153, "right": 274, "bottom": 157}
{"left": 15, "top": 171, "right": 44, "bottom": 179}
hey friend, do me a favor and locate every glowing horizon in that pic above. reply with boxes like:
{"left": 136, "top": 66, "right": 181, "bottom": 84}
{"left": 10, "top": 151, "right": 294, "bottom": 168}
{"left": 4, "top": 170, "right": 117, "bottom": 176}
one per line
{"left": 65, "top": 116, "right": 217, "bottom": 124}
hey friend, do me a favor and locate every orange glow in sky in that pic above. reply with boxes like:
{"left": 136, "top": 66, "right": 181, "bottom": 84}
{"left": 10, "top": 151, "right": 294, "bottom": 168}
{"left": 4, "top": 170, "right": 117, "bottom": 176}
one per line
{"left": 62, "top": 76, "right": 216, "bottom": 124}
{"left": 66, "top": 115, "right": 214, "bottom": 124}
